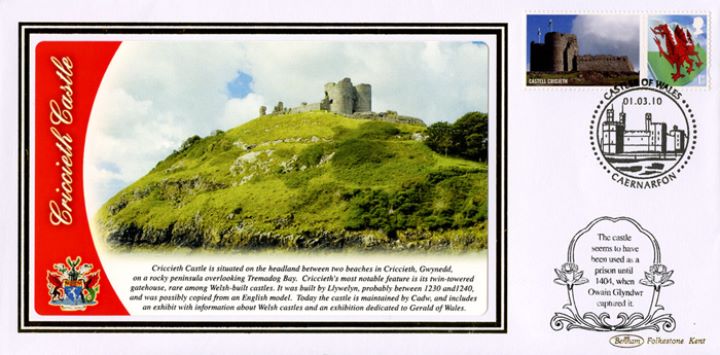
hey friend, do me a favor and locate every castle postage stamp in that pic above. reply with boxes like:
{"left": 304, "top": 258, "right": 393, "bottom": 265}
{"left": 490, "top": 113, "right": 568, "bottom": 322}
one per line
{"left": 526, "top": 14, "right": 641, "bottom": 87}
{"left": 19, "top": 23, "right": 507, "bottom": 332}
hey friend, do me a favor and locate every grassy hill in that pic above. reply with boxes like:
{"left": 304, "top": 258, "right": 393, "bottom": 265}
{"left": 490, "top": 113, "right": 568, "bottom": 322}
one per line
{"left": 95, "top": 111, "right": 488, "bottom": 252}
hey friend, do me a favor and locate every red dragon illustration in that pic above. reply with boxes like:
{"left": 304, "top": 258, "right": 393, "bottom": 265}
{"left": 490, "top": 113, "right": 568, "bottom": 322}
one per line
{"left": 651, "top": 23, "right": 704, "bottom": 81}
{"left": 46, "top": 270, "right": 65, "bottom": 301}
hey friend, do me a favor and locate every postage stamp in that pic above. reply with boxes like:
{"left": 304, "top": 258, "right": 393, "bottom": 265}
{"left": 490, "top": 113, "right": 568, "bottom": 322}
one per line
{"left": 648, "top": 15, "right": 709, "bottom": 87}
{"left": 526, "top": 14, "right": 641, "bottom": 87}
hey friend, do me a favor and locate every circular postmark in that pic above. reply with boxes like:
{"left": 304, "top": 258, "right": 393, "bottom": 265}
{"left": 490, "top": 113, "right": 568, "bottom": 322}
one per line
{"left": 590, "top": 79, "right": 696, "bottom": 188}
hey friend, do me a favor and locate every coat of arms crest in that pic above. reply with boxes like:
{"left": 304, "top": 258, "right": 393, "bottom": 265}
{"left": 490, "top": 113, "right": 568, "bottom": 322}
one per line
{"left": 46, "top": 256, "right": 100, "bottom": 311}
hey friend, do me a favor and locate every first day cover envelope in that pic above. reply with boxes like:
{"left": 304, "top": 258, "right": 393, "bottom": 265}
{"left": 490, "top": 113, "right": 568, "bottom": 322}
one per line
{"left": 2, "top": 0, "right": 720, "bottom": 354}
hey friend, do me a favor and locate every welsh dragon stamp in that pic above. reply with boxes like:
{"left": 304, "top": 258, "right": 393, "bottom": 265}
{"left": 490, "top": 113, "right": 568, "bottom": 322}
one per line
{"left": 648, "top": 15, "right": 709, "bottom": 88}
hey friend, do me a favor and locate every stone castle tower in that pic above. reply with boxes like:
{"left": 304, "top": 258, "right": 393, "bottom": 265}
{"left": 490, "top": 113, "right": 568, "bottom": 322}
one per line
{"left": 281, "top": 78, "right": 424, "bottom": 126}
{"left": 530, "top": 32, "right": 634, "bottom": 73}
{"left": 530, "top": 32, "right": 579, "bottom": 72}
{"left": 323, "top": 78, "right": 372, "bottom": 115}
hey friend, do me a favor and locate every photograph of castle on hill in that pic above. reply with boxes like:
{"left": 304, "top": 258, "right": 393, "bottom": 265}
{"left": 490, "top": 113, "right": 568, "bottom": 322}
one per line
{"left": 526, "top": 15, "right": 640, "bottom": 86}
{"left": 86, "top": 41, "right": 491, "bottom": 253}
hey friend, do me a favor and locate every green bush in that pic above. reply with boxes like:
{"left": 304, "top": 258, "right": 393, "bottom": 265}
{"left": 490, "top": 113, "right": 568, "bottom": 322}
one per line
{"left": 344, "top": 168, "right": 487, "bottom": 235}
{"left": 296, "top": 144, "right": 329, "bottom": 168}
{"left": 354, "top": 121, "right": 400, "bottom": 139}
{"left": 179, "top": 135, "right": 202, "bottom": 152}
{"left": 424, "top": 112, "right": 488, "bottom": 162}
{"left": 334, "top": 121, "right": 400, "bottom": 141}
{"left": 333, "top": 139, "right": 395, "bottom": 168}
{"left": 345, "top": 189, "right": 393, "bottom": 232}
{"left": 424, "top": 215, "right": 453, "bottom": 231}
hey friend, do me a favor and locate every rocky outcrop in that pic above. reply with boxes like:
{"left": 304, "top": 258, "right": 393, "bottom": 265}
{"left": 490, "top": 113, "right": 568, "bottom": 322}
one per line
{"left": 102, "top": 219, "right": 486, "bottom": 251}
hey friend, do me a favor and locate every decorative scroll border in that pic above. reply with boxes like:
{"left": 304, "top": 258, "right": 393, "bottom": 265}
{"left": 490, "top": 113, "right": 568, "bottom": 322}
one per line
{"left": 550, "top": 217, "right": 676, "bottom": 332}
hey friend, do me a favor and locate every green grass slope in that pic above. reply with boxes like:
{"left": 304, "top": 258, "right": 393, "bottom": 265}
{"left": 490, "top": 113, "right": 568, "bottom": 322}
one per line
{"left": 96, "top": 111, "right": 488, "bottom": 252}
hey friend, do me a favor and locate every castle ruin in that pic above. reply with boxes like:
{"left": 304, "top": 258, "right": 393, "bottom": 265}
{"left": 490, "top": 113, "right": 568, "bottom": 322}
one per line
{"left": 289, "top": 78, "right": 372, "bottom": 115}
{"left": 530, "top": 32, "right": 634, "bottom": 72}
{"left": 263, "top": 78, "right": 424, "bottom": 126}
{"left": 324, "top": 78, "right": 371, "bottom": 114}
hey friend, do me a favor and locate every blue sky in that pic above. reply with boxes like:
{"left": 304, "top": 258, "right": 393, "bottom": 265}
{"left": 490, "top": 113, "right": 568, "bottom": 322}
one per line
{"left": 227, "top": 71, "right": 253, "bottom": 98}
{"left": 648, "top": 15, "right": 708, "bottom": 49}
{"left": 526, "top": 15, "right": 640, "bottom": 70}
{"left": 527, "top": 15, "right": 575, "bottom": 46}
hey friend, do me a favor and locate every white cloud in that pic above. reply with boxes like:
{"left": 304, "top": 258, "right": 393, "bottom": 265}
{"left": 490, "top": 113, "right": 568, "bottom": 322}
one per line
{"left": 572, "top": 15, "right": 640, "bottom": 70}
{"left": 221, "top": 93, "right": 266, "bottom": 127}
{"left": 84, "top": 40, "right": 488, "bottom": 214}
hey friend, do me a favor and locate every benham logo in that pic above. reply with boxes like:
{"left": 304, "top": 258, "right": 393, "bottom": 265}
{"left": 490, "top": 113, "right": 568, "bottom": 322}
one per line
{"left": 609, "top": 334, "right": 645, "bottom": 348}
